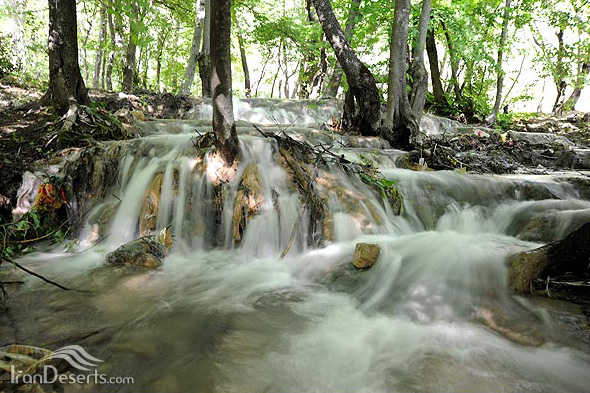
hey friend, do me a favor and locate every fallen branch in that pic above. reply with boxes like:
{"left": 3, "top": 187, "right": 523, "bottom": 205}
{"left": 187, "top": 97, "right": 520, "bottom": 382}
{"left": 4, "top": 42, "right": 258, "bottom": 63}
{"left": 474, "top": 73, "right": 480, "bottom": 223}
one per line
{"left": 2, "top": 256, "right": 72, "bottom": 291}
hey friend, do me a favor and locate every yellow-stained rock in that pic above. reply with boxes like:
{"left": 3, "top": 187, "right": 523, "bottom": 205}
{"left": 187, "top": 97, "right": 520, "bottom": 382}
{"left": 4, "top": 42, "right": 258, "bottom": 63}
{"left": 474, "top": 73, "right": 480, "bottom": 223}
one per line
{"left": 139, "top": 173, "right": 164, "bottom": 236}
{"left": 352, "top": 243, "right": 381, "bottom": 269}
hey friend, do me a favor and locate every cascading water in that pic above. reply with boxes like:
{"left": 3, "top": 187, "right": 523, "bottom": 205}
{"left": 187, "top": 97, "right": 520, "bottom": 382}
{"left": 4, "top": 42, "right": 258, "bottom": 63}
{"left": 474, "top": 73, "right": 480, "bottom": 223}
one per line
{"left": 2, "top": 103, "right": 590, "bottom": 392}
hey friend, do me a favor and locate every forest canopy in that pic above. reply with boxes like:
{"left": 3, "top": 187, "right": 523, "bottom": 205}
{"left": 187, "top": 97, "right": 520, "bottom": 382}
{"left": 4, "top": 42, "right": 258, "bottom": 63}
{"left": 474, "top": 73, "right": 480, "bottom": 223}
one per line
{"left": 0, "top": 0, "right": 588, "bottom": 119}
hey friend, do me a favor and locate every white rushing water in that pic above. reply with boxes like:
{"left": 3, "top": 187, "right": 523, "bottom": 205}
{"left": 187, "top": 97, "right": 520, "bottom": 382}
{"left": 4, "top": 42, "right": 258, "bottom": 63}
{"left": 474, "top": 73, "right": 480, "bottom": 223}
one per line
{"left": 3, "top": 115, "right": 590, "bottom": 392}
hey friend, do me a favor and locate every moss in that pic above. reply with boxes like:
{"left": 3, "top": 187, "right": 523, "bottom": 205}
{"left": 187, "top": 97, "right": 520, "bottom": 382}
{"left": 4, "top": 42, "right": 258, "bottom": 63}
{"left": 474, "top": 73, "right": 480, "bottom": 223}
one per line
{"left": 507, "top": 249, "right": 548, "bottom": 294}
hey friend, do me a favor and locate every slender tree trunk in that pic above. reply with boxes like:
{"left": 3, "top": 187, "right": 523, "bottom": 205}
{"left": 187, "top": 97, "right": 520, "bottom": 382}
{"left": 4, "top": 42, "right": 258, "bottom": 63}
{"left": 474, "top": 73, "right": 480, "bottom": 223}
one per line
{"left": 180, "top": 0, "right": 205, "bottom": 95}
{"left": 485, "top": 0, "right": 512, "bottom": 125}
{"left": 537, "top": 80, "right": 545, "bottom": 113}
{"left": 141, "top": 46, "right": 149, "bottom": 89}
{"left": 440, "top": 20, "right": 461, "bottom": 102}
{"left": 155, "top": 29, "right": 167, "bottom": 92}
{"left": 425, "top": 29, "right": 446, "bottom": 106}
{"left": 93, "top": 6, "right": 107, "bottom": 89}
{"left": 122, "top": 2, "right": 140, "bottom": 93}
{"left": 383, "top": 0, "right": 417, "bottom": 148}
{"left": 409, "top": 0, "right": 432, "bottom": 125}
{"left": 552, "top": 28, "right": 566, "bottom": 114}
{"left": 198, "top": 0, "right": 212, "bottom": 97}
{"left": 106, "top": 2, "right": 116, "bottom": 91}
{"left": 211, "top": 0, "right": 239, "bottom": 164}
{"left": 48, "top": 0, "right": 88, "bottom": 113}
{"left": 564, "top": 61, "right": 589, "bottom": 111}
{"left": 235, "top": 18, "right": 251, "bottom": 97}
{"left": 254, "top": 50, "right": 271, "bottom": 97}
{"left": 101, "top": 55, "right": 106, "bottom": 89}
{"left": 80, "top": 20, "right": 93, "bottom": 83}
{"left": 312, "top": 0, "right": 381, "bottom": 134}
{"left": 324, "top": 0, "right": 361, "bottom": 97}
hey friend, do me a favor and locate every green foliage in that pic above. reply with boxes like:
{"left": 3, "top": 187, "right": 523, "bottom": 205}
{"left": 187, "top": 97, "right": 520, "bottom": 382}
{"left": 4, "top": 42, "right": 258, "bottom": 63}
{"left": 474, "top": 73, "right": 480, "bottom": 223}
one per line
{"left": 0, "top": 33, "right": 15, "bottom": 78}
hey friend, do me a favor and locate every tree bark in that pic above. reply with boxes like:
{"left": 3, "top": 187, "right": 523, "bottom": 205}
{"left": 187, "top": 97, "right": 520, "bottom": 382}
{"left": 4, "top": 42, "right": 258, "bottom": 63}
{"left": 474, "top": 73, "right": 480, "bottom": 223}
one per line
{"left": 48, "top": 0, "right": 88, "bottom": 113}
{"left": 179, "top": 0, "right": 205, "bottom": 95}
{"left": 552, "top": 28, "right": 566, "bottom": 114}
{"left": 323, "top": 0, "right": 361, "bottom": 97}
{"left": 93, "top": 6, "right": 107, "bottom": 90}
{"left": 485, "top": 0, "right": 512, "bottom": 125}
{"left": 211, "top": 0, "right": 239, "bottom": 164}
{"left": 80, "top": 20, "right": 93, "bottom": 83}
{"left": 440, "top": 20, "right": 461, "bottom": 102}
{"left": 198, "top": 0, "right": 212, "bottom": 97}
{"left": 383, "top": 0, "right": 418, "bottom": 148}
{"left": 106, "top": 1, "right": 116, "bottom": 91}
{"left": 564, "top": 61, "right": 589, "bottom": 111}
{"left": 155, "top": 28, "right": 167, "bottom": 92}
{"left": 425, "top": 29, "right": 446, "bottom": 106}
{"left": 234, "top": 14, "right": 251, "bottom": 97}
{"left": 121, "top": 2, "right": 140, "bottom": 93}
{"left": 312, "top": 0, "right": 381, "bottom": 134}
{"left": 409, "top": 0, "right": 432, "bottom": 124}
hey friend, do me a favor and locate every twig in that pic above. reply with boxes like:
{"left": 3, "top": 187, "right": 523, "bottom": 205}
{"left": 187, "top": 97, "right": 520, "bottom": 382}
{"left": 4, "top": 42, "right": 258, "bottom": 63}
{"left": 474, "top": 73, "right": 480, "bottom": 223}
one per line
{"left": 2, "top": 256, "right": 72, "bottom": 291}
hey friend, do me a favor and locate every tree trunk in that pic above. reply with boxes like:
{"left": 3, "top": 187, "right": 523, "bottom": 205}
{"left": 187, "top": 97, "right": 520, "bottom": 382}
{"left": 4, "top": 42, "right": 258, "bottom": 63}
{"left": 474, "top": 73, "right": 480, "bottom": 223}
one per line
{"left": 234, "top": 15, "right": 251, "bottom": 97}
{"left": 155, "top": 28, "right": 167, "bottom": 92}
{"left": 211, "top": 0, "right": 239, "bottom": 165}
{"left": 323, "top": 0, "right": 361, "bottom": 97}
{"left": 485, "top": 0, "right": 512, "bottom": 125}
{"left": 426, "top": 29, "right": 446, "bottom": 106}
{"left": 552, "top": 28, "right": 566, "bottom": 114}
{"left": 383, "top": 0, "right": 418, "bottom": 148}
{"left": 106, "top": 1, "right": 116, "bottom": 91}
{"left": 48, "top": 0, "right": 88, "bottom": 113}
{"left": 564, "top": 61, "right": 589, "bottom": 111}
{"left": 93, "top": 6, "right": 107, "bottom": 90}
{"left": 312, "top": 0, "right": 381, "bottom": 134}
{"left": 80, "top": 20, "right": 93, "bottom": 84}
{"left": 179, "top": 0, "right": 205, "bottom": 95}
{"left": 198, "top": 0, "right": 212, "bottom": 97}
{"left": 440, "top": 20, "right": 461, "bottom": 102}
{"left": 409, "top": 0, "right": 432, "bottom": 125}
{"left": 121, "top": 2, "right": 140, "bottom": 93}
{"left": 101, "top": 54, "right": 106, "bottom": 90}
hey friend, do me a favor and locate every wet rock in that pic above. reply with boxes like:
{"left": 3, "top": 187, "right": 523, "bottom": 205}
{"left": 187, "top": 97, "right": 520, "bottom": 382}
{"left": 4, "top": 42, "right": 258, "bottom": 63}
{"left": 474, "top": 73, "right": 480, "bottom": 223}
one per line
{"left": 476, "top": 307, "right": 547, "bottom": 347}
{"left": 131, "top": 110, "right": 147, "bottom": 121}
{"left": 105, "top": 228, "right": 173, "bottom": 269}
{"left": 507, "top": 222, "right": 590, "bottom": 297}
{"left": 139, "top": 173, "right": 164, "bottom": 236}
{"left": 508, "top": 131, "right": 574, "bottom": 148}
{"left": 351, "top": 243, "right": 381, "bottom": 269}
{"left": 232, "top": 164, "right": 263, "bottom": 242}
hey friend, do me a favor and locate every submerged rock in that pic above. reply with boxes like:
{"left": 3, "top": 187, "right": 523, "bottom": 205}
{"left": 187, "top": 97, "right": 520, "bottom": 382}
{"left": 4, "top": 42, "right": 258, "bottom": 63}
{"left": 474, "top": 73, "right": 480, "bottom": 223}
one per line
{"left": 507, "top": 222, "right": 590, "bottom": 300}
{"left": 351, "top": 243, "right": 381, "bottom": 269}
{"left": 105, "top": 228, "right": 173, "bottom": 269}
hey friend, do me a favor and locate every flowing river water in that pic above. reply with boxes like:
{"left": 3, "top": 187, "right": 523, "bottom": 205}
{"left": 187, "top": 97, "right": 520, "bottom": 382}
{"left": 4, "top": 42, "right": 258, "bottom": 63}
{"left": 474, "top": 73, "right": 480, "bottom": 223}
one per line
{"left": 2, "top": 101, "right": 590, "bottom": 392}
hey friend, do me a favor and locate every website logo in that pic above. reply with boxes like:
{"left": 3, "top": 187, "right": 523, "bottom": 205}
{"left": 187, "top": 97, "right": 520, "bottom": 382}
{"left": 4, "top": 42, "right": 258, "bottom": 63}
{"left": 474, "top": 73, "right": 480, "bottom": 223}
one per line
{"left": 4, "top": 344, "right": 134, "bottom": 387}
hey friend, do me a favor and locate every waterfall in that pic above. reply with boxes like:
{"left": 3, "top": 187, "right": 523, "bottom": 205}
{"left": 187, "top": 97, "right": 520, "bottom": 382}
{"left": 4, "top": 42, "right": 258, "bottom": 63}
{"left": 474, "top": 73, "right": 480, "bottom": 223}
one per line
{"left": 4, "top": 102, "right": 590, "bottom": 393}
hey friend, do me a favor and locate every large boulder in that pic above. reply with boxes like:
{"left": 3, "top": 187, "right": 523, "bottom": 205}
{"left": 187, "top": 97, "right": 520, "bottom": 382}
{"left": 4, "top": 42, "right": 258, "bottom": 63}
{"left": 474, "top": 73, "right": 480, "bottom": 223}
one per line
{"left": 507, "top": 222, "right": 590, "bottom": 301}
{"left": 351, "top": 243, "right": 381, "bottom": 269}
{"left": 105, "top": 228, "right": 173, "bottom": 269}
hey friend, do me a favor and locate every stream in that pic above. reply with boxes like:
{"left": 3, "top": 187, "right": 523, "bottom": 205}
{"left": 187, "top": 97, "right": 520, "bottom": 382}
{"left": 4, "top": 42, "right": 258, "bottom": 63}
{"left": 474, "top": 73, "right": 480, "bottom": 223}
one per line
{"left": 2, "top": 101, "right": 590, "bottom": 392}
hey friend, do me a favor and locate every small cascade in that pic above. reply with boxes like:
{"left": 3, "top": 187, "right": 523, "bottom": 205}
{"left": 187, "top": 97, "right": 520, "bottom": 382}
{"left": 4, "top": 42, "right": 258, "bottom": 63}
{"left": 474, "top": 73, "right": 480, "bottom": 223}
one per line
{"left": 5, "top": 101, "right": 590, "bottom": 392}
